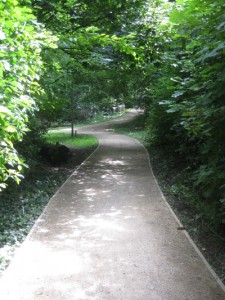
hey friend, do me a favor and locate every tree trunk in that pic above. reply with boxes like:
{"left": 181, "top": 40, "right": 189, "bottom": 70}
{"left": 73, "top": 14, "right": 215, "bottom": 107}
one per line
{"left": 71, "top": 122, "right": 74, "bottom": 137}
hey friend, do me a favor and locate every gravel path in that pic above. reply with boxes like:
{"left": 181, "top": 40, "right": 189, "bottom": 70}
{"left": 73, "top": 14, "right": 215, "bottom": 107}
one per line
{"left": 0, "top": 112, "right": 224, "bottom": 299}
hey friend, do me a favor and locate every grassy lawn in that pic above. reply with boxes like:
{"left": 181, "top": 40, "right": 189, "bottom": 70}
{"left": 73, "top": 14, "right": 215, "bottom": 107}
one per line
{"left": 45, "top": 132, "right": 98, "bottom": 149}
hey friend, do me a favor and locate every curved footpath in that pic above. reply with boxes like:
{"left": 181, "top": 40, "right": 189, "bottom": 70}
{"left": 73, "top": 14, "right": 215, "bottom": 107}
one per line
{"left": 0, "top": 112, "right": 224, "bottom": 299}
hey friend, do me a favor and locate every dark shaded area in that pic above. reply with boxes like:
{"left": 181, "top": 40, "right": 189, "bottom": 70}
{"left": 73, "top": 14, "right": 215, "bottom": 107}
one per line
{"left": 39, "top": 143, "right": 72, "bottom": 165}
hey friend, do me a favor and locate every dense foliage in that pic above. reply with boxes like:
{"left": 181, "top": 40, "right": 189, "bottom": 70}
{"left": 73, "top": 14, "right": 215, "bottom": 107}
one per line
{"left": 145, "top": 0, "right": 225, "bottom": 228}
{"left": 0, "top": 0, "right": 56, "bottom": 189}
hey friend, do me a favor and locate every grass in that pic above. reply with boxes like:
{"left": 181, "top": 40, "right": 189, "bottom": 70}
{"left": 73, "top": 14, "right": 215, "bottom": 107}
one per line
{"left": 45, "top": 132, "right": 98, "bottom": 148}
{"left": 110, "top": 114, "right": 147, "bottom": 142}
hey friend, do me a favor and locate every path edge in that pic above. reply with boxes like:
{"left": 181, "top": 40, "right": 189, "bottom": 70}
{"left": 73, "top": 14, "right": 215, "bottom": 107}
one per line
{"left": 12, "top": 143, "right": 101, "bottom": 249}
{"left": 133, "top": 137, "right": 225, "bottom": 294}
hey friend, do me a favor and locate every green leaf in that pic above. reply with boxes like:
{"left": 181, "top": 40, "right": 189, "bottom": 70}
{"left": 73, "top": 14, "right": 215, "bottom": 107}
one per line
{"left": 6, "top": 126, "right": 17, "bottom": 133}
{"left": 0, "top": 106, "right": 12, "bottom": 115}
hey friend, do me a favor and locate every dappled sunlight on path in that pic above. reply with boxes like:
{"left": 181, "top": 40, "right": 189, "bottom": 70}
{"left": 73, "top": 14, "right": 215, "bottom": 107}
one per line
{"left": 0, "top": 112, "right": 224, "bottom": 299}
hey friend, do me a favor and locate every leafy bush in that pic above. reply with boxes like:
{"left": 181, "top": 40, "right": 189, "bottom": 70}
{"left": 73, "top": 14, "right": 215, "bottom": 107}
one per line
{"left": 0, "top": 0, "right": 56, "bottom": 189}
{"left": 145, "top": 0, "right": 225, "bottom": 228}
